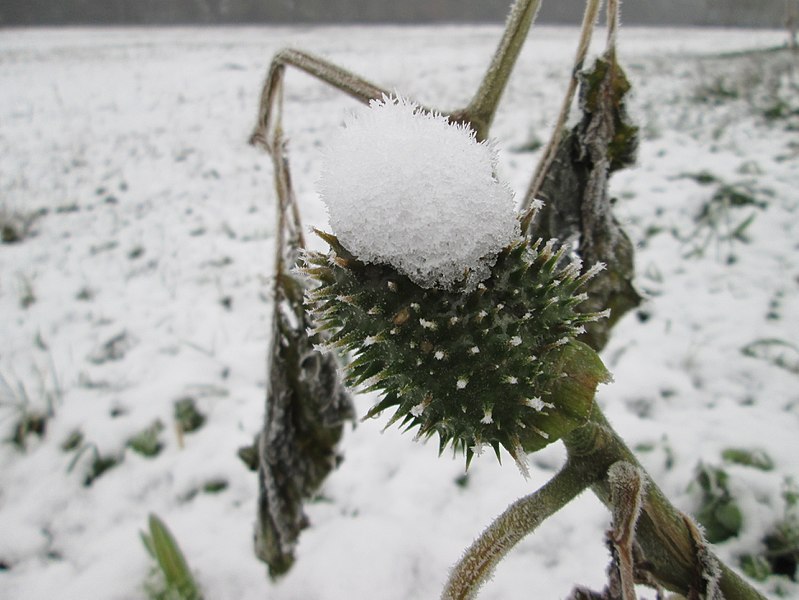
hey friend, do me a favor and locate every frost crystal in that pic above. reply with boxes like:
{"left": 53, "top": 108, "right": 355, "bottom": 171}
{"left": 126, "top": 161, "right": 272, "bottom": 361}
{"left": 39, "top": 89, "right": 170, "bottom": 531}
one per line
{"left": 419, "top": 318, "right": 437, "bottom": 330}
{"left": 470, "top": 442, "right": 486, "bottom": 457}
{"left": 525, "top": 397, "right": 552, "bottom": 412}
{"left": 319, "top": 96, "right": 519, "bottom": 289}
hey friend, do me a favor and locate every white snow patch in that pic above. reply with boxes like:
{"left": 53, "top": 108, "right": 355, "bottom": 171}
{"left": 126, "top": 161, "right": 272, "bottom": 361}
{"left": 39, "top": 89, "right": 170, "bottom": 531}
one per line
{"left": 318, "top": 96, "right": 519, "bottom": 289}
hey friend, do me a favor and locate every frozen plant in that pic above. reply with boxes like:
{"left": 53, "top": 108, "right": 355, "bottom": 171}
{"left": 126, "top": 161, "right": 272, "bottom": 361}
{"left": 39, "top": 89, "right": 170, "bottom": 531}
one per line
{"left": 250, "top": 0, "right": 771, "bottom": 598}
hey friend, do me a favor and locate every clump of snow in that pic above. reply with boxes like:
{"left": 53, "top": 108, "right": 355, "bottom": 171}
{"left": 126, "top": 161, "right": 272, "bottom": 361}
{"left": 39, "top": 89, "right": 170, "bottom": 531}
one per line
{"left": 318, "top": 97, "right": 519, "bottom": 289}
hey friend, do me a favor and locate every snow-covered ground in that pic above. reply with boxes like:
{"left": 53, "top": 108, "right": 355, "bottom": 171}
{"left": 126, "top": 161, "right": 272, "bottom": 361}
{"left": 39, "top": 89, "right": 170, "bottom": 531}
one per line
{"left": 1, "top": 24, "right": 797, "bottom": 600}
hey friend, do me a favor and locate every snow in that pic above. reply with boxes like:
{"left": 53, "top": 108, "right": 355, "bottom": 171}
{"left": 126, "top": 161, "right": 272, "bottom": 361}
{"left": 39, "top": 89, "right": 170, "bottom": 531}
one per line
{"left": 0, "top": 23, "right": 797, "bottom": 600}
{"left": 319, "top": 97, "right": 518, "bottom": 289}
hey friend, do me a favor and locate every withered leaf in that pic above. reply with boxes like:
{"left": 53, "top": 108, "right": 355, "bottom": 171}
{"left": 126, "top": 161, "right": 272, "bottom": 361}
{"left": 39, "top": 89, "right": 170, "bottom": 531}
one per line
{"left": 532, "top": 52, "right": 641, "bottom": 351}
{"left": 255, "top": 271, "right": 355, "bottom": 578}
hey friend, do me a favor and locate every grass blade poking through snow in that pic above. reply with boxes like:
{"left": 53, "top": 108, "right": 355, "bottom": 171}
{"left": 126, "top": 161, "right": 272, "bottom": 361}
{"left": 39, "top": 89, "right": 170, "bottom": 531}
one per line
{"left": 142, "top": 514, "right": 203, "bottom": 600}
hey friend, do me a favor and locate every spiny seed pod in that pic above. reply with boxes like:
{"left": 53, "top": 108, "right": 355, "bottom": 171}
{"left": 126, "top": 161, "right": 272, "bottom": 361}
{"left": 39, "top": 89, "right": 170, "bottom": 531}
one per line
{"left": 302, "top": 230, "right": 611, "bottom": 474}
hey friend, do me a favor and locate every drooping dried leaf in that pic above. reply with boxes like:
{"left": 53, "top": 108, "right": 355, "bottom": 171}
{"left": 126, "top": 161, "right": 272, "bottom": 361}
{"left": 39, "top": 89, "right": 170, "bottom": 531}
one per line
{"left": 532, "top": 52, "right": 641, "bottom": 351}
{"left": 255, "top": 271, "right": 355, "bottom": 578}
{"left": 253, "top": 100, "right": 355, "bottom": 578}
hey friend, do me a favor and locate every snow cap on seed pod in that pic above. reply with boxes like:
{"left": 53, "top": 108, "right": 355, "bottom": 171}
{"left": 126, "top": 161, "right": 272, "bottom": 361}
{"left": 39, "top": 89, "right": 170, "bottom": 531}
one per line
{"left": 318, "top": 96, "right": 519, "bottom": 291}
{"left": 305, "top": 97, "right": 611, "bottom": 476}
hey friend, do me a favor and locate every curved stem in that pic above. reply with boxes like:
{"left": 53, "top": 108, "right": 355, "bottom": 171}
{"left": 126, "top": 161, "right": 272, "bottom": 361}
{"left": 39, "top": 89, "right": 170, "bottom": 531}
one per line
{"left": 441, "top": 458, "right": 596, "bottom": 600}
{"left": 268, "top": 72, "right": 304, "bottom": 286}
{"left": 254, "top": 0, "right": 542, "bottom": 151}
{"left": 564, "top": 406, "right": 768, "bottom": 600}
{"left": 455, "top": 0, "right": 542, "bottom": 141}
{"left": 250, "top": 48, "right": 392, "bottom": 151}
{"left": 521, "top": 0, "right": 602, "bottom": 218}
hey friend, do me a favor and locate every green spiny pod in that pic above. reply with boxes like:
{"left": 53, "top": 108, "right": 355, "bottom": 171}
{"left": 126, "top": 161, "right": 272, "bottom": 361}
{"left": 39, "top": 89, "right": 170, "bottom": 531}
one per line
{"left": 302, "top": 230, "right": 610, "bottom": 474}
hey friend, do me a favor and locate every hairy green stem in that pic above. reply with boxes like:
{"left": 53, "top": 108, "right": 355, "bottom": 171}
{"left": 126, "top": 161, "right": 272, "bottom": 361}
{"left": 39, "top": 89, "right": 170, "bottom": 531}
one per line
{"left": 454, "top": 0, "right": 542, "bottom": 141}
{"left": 564, "top": 406, "right": 768, "bottom": 600}
{"left": 444, "top": 403, "right": 768, "bottom": 600}
{"left": 441, "top": 458, "right": 597, "bottom": 600}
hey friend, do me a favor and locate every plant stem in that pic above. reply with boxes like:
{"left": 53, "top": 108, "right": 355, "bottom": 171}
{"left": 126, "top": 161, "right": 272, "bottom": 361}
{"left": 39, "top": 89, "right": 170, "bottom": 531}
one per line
{"left": 252, "top": 0, "right": 542, "bottom": 148}
{"left": 604, "top": 0, "right": 620, "bottom": 63}
{"left": 267, "top": 73, "right": 305, "bottom": 285}
{"left": 250, "top": 48, "right": 391, "bottom": 150}
{"left": 521, "top": 0, "right": 602, "bottom": 214}
{"left": 440, "top": 458, "right": 597, "bottom": 600}
{"left": 607, "top": 462, "right": 648, "bottom": 600}
{"left": 455, "top": 0, "right": 542, "bottom": 141}
{"left": 564, "top": 406, "right": 768, "bottom": 600}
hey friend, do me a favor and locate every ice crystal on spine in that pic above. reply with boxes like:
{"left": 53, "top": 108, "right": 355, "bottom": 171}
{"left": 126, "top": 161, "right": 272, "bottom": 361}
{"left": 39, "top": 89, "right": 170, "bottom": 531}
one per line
{"left": 318, "top": 96, "right": 519, "bottom": 290}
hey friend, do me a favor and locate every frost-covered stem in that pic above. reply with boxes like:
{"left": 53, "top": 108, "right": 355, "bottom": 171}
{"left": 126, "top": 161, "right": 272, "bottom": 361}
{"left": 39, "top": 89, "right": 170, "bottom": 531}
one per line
{"left": 564, "top": 406, "right": 767, "bottom": 600}
{"left": 441, "top": 459, "right": 595, "bottom": 600}
{"left": 271, "top": 129, "right": 305, "bottom": 280}
{"left": 787, "top": 0, "right": 798, "bottom": 50}
{"left": 605, "top": 0, "right": 620, "bottom": 62}
{"left": 521, "top": 0, "right": 602, "bottom": 218}
{"left": 607, "top": 462, "right": 647, "bottom": 600}
{"left": 267, "top": 75, "right": 305, "bottom": 282}
{"left": 250, "top": 48, "right": 392, "bottom": 150}
{"left": 455, "top": 0, "right": 542, "bottom": 141}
